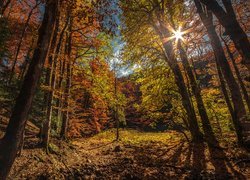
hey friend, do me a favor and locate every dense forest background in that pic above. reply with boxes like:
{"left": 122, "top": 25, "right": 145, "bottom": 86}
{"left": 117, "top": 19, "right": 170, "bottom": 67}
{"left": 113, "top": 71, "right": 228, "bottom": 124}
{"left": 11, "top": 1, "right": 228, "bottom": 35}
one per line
{"left": 0, "top": 0, "right": 249, "bottom": 179}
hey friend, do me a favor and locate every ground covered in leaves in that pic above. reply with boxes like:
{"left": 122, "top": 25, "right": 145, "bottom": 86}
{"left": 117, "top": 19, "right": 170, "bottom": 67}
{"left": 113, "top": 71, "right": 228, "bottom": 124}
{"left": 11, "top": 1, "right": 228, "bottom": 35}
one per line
{"left": 9, "top": 129, "right": 250, "bottom": 179}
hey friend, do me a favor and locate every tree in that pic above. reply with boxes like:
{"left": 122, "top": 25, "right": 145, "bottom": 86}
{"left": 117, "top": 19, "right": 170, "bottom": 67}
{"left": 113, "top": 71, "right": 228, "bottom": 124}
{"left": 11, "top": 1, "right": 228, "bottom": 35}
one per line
{"left": 177, "top": 40, "right": 218, "bottom": 145}
{"left": 0, "top": 0, "right": 59, "bottom": 178}
{"left": 199, "top": 0, "right": 250, "bottom": 71}
{"left": 194, "top": 0, "right": 249, "bottom": 146}
{"left": 219, "top": 34, "right": 250, "bottom": 112}
{"left": 8, "top": 0, "right": 41, "bottom": 84}
{"left": 121, "top": 0, "right": 203, "bottom": 142}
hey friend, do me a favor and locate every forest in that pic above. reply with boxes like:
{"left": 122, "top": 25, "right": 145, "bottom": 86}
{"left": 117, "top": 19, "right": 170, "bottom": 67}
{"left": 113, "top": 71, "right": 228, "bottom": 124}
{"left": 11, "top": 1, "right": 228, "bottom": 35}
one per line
{"left": 0, "top": 0, "right": 249, "bottom": 179}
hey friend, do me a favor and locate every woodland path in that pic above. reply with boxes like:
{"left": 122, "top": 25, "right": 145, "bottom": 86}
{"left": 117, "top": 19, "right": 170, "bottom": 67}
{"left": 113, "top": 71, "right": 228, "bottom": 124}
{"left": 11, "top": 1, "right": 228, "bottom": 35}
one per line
{"left": 8, "top": 130, "right": 250, "bottom": 179}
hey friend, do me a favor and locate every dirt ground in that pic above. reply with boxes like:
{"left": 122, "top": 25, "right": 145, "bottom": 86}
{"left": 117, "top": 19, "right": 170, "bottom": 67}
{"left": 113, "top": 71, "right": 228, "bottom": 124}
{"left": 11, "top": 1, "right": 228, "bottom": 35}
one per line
{"left": 8, "top": 130, "right": 250, "bottom": 179}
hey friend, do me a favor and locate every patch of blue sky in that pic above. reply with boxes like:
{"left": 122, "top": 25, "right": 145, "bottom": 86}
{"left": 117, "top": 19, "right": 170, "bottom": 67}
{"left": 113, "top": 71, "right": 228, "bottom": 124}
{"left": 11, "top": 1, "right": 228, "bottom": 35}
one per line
{"left": 97, "top": 0, "right": 122, "bottom": 36}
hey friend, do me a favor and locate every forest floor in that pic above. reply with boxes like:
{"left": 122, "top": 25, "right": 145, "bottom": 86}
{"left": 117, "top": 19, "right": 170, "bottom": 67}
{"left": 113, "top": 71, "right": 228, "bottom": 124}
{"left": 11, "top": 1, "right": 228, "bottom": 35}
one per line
{"left": 8, "top": 129, "right": 250, "bottom": 179}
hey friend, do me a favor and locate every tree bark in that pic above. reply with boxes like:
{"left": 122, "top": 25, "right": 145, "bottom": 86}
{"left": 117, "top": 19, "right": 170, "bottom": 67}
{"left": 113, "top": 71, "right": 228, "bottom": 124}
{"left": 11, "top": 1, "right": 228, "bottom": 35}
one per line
{"left": 41, "top": 11, "right": 60, "bottom": 143}
{"left": 0, "top": 1, "right": 58, "bottom": 179}
{"left": 114, "top": 61, "right": 119, "bottom": 141}
{"left": 60, "top": 57, "right": 71, "bottom": 139}
{"left": 151, "top": 19, "right": 203, "bottom": 142}
{"left": 43, "top": 58, "right": 57, "bottom": 152}
{"left": 216, "top": 60, "right": 235, "bottom": 125}
{"left": 220, "top": 37, "right": 250, "bottom": 112}
{"left": 178, "top": 41, "right": 218, "bottom": 145}
{"left": 42, "top": 10, "right": 69, "bottom": 148}
{"left": 54, "top": 34, "right": 71, "bottom": 133}
{"left": 60, "top": 18, "right": 72, "bottom": 139}
{"left": 42, "top": 55, "right": 57, "bottom": 152}
{"left": 199, "top": 0, "right": 250, "bottom": 70}
{"left": 55, "top": 46, "right": 66, "bottom": 130}
{"left": 195, "top": 0, "right": 248, "bottom": 146}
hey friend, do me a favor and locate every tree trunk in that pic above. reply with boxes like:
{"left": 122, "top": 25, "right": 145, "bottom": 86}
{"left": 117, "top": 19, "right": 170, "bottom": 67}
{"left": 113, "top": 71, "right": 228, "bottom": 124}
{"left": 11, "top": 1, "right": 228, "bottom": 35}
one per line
{"left": 55, "top": 49, "right": 66, "bottom": 131}
{"left": 195, "top": 0, "right": 248, "bottom": 146}
{"left": 216, "top": 60, "right": 235, "bottom": 124}
{"left": 42, "top": 10, "right": 68, "bottom": 147}
{"left": 0, "top": 0, "right": 58, "bottom": 179}
{"left": 199, "top": 0, "right": 250, "bottom": 70}
{"left": 41, "top": 12, "right": 60, "bottom": 144}
{"left": 43, "top": 58, "right": 57, "bottom": 152}
{"left": 42, "top": 55, "right": 57, "bottom": 152}
{"left": 151, "top": 21, "right": 203, "bottom": 142}
{"left": 114, "top": 62, "right": 119, "bottom": 141}
{"left": 55, "top": 34, "right": 71, "bottom": 133}
{"left": 220, "top": 37, "right": 250, "bottom": 112}
{"left": 178, "top": 41, "right": 218, "bottom": 145}
{"left": 60, "top": 18, "right": 72, "bottom": 139}
{"left": 169, "top": 57, "right": 203, "bottom": 142}
{"left": 60, "top": 58, "right": 71, "bottom": 139}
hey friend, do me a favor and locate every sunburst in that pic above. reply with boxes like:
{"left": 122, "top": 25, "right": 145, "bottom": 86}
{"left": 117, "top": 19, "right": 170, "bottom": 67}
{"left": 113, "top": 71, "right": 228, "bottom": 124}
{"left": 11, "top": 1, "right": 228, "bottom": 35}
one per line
{"left": 173, "top": 27, "right": 184, "bottom": 41}
{"left": 162, "top": 26, "right": 192, "bottom": 44}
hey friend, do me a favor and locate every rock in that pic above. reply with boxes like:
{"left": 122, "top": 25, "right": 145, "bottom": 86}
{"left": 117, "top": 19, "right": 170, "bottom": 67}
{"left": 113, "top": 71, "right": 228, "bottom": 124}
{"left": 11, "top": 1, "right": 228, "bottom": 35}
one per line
{"left": 123, "top": 157, "right": 134, "bottom": 164}
{"left": 114, "top": 145, "right": 122, "bottom": 152}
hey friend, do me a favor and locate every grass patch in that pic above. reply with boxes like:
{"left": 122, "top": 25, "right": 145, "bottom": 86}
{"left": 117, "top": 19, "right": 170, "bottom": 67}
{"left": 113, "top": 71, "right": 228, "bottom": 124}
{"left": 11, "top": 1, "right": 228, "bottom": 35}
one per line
{"left": 90, "top": 129, "right": 183, "bottom": 145}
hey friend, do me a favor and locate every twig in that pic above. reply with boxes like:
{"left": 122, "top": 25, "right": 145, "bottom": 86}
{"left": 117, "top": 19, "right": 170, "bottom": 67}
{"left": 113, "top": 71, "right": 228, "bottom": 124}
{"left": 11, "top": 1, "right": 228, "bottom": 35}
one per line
{"left": 234, "top": 159, "right": 250, "bottom": 166}
{"left": 61, "top": 159, "right": 74, "bottom": 177}
{"left": 164, "top": 164, "right": 190, "bottom": 172}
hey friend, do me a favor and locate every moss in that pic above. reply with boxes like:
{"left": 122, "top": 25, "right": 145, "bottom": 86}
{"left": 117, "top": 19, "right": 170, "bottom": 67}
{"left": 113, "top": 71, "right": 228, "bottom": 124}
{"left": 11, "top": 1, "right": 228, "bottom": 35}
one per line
{"left": 48, "top": 143, "right": 60, "bottom": 154}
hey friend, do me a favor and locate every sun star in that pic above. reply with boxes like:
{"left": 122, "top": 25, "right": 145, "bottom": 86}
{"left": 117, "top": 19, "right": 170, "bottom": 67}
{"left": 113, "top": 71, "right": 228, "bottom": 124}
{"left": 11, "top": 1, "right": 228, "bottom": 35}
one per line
{"left": 173, "top": 27, "right": 184, "bottom": 41}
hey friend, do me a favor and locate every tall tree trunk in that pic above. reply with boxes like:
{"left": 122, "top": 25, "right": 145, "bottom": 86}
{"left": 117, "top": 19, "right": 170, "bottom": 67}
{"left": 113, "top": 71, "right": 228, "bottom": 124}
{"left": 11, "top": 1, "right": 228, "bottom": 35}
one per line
{"left": 114, "top": 61, "right": 119, "bottom": 141}
{"left": 9, "top": 2, "right": 39, "bottom": 84}
{"left": 43, "top": 58, "right": 57, "bottom": 152}
{"left": 215, "top": 60, "right": 235, "bottom": 122}
{"left": 42, "top": 49, "right": 57, "bottom": 151}
{"left": 41, "top": 11, "right": 60, "bottom": 143}
{"left": 60, "top": 19, "right": 72, "bottom": 139}
{"left": 53, "top": 15, "right": 70, "bottom": 134}
{"left": 42, "top": 10, "right": 68, "bottom": 148}
{"left": 220, "top": 37, "right": 250, "bottom": 112}
{"left": 168, "top": 56, "right": 203, "bottom": 142}
{"left": 199, "top": 0, "right": 250, "bottom": 70}
{"left": 60, "top": 57, "right": 71, "bottom": 139}
{"left": 178, "top": 41, "right": 218, "bottom": 145}
{"left": 0, "top": 1, "right": 58, "bottom": 179}
{"left": 151, "top": 21, "right": 203, "bottom": 142}
{"left": 55, "top": 35, "right": 73, "bottom": 133}
{"left": 195, "top": 0, "right": 248, "bottom": 146}
{"left": 55, "top": 48, "right": 66, "bottom": 131}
